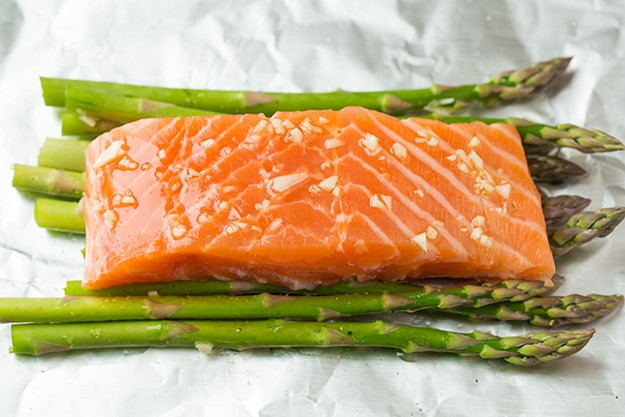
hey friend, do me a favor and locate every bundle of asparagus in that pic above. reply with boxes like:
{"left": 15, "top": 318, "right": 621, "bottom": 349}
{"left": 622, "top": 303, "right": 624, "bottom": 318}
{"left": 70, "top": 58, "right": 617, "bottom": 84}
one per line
{"left": 4, "top": 57, "right": 624, "bottom": 365}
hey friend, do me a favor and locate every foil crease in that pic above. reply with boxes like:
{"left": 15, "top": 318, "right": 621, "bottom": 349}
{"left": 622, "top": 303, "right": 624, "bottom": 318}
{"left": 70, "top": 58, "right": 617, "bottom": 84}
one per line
{"left": 0, "top": 0, "right": 624, "bottom": 415}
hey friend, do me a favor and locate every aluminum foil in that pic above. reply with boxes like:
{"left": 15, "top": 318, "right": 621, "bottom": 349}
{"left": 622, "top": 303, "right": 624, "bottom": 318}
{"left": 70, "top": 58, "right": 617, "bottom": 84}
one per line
{"left": 1, "top": 0, "right": 624, "bottom": 415}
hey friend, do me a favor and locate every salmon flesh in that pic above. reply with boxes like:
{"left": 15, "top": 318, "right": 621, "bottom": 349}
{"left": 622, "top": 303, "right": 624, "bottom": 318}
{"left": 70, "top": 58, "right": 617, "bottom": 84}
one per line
{"left": 83, "top": 107, "right": 555, "bottom": 289}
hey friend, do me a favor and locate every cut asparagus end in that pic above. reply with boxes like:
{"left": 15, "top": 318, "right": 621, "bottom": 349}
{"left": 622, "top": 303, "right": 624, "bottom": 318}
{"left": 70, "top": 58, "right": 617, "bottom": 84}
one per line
{"left": 34, "top": 198, "right": 85, "bottom": 233}
{"left": 38, "top": 137, "right": 89, "bottom": 172}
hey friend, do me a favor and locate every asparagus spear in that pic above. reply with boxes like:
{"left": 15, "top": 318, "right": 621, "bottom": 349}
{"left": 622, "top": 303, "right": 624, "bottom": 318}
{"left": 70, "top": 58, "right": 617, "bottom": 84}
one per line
{"left": 9, "top": 319, "right": 595, "bottom": 365}
{"left": 550, "top": 208, "right": 625, "bottom": 256}
{"left": 65, "top": 86, "right": 216, "bottom": 124}
{"left": 63, "top": 275, "right": 563, "bottom": 297}
{"left": 527, "top": 155, "right": 586, "bottom": 183}
{"left": 12, "top": 164, "right": 83, "bottom": 200}
{"left": 58, "top": 88, "right": 625, "bottom": 154}
{"left": 542, "top": 194, "right": 591, "bottom": 231}
{"left": 61, "top": 112, "right": 120, "bottom": 138}
{"left": 34, "top": 198, "right": 85, "bottom": 233}
{"left": 42, "top": 57, "right": 571, "bottom": 115}
{"left": 32, "top": 197, "right": 625, "bottom": 256}
{"left": 441, "top": 293, "right": 623, "bottom": 327}
{"left": 0, "top": 279, "right": 565, "bottom": 323}
{"left": 14, "top": 162, "right": 593, "bottom": 209}
{"left": 431, "top": 116, "right": 624, "bottom": 153}
{"left": 59, "top": 276, "right": 623, "bottom": 327}
{"left": 37, "top": 138, "right": 89, "bottom": 172}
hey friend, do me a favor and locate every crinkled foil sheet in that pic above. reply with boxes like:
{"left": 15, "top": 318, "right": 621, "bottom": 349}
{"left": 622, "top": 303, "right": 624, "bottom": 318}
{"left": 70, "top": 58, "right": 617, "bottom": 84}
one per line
{"left": 1, "top": 0, "right": 624, "bottom": 415}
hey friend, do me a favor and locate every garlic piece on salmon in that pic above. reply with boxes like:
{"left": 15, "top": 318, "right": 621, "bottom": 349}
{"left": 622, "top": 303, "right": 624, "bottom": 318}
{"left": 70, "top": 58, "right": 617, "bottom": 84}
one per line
{"left": 370, "top": 193, "right": 392, "bottom": 210}
{"left": 391, "top": 142, "right": 408, "bottom": 160}
{"left": 495, "top": 183, "right": 511, "bottom": 199}
{"left": 469, "top": 136, "right": 481, "bottom": 147}
{"left": 360, "top": 133, "right": 382, "bottom": 156}
{"left": 287, "top": 127, "right": 303, "bottom": 143}
{"left": 480, "top": 235, "right": 494, "bottom": 248}
{"left": 171, "top": 225, "right": 188, "bottom": 239}
{"left": 200, "top": 138, "right": 215, "bottom": 149}
{"left": 93, "top": 140, "right": 125, "bottom": 169}
{"left": 426, "top": 225, "right": 438, "bottom": 239}
{"left": 228, "top": 207, "right": 241, "bottom": 220}
{"left": 411, "top": 233, "right": 428, "bottom": 252}
{"left": 271, "top": 172, "right": 309, "bottom": 192}
{"left": 103, "top": 210, "right": 119, "bottom": 229}
{"left": 118, "top": 156, "right": 139, "bottom": 170}
{"left": 318, "top": 176, "right": 338, "bottom": 191}
{"left": 324, "top": 139, "right": 345, "bottom": 149}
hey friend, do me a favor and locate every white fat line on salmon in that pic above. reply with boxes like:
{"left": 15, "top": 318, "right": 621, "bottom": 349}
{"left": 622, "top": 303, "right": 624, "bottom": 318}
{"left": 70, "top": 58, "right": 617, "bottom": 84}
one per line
{"left": 177, "top": 128, "right": 321, "bottom": 230}
{"left": 99, "top": 128, "right": 187, "bottom": 234}
{"left": 451, "top": 124, "right": 541, "bottom": 206}
{"left": 361, "top": 117, "right": 546, "bottom": 263}
{"left": 449, "top": 123, "right": 527, "bottom": 172}
{"left": 350, "top": 120, "right": 470, "bottom": 255}
{"left": 164, "top": 117, "right": 271, "bottom": 225}
{"left": 350, "top": 211, "right": 402, "bottom": 260}
{"left": 342, "top": 156, "right": 464, "bottom": 258}
{"left": 108, "top": 118, "right": 189, "bottom": 227}
{"left": 400, "top": 119, "right": 545, "bottom": 234}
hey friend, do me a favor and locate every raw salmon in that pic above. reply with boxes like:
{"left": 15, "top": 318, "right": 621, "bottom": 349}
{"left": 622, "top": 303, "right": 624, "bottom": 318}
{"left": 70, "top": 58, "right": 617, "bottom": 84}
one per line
{"left": 83, "top": 107, "right": 555, "bottom": 289}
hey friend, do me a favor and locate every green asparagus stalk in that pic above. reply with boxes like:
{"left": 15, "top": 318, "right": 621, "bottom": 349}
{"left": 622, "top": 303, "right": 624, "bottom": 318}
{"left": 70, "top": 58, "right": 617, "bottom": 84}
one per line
{"left": 12, "top": 164, "right": 83, "bottom": 200}
{"left": 58, "top": 87, "right": 625, "bottom": 154}
{"left": 15, "top": 163, "right": 594, "bottom": 216}
{"left": 65, "top": 86, "right": 218, "bottom": 124}
{"left": 63, "top": 275, "right": 563, "bottom": 297}
{"left": 42, "top": 57, "right": 571, "bottom": 115}
{"left": 61, "top": 112, "right": 119, "bottom": 137}
{"left": 32, "top": 197, "right": 625, "bottom": 257}
{"left": 430, "top": 116, "right": 624, "bottom": 153}
{"left": 527, "top": 155, "right": 586, "bottom": 183}
{"left": 0, "top": 278, "right": 564, "bottom": 323}
{"left": 34, "top": 198, "right": 84, "bottom": 233}
{"left": 9, "top": 319, "right": 595, "bottom": 365}
{"left": 443, "top": 293, "right": 623, "bottom": 327}
{"left": 550, "top": 208, "right": 625, "bottom": 256}
{"left": 38, "top": 137, "right": 90, "bottom": 172}
{"left": 542, "top": 194, "right": 591, "bottom": 231}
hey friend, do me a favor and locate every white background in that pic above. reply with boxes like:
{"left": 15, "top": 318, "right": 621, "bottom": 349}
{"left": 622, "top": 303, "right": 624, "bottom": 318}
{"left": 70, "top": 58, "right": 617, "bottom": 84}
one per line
{"left": 0, "top": 1, "right": 624, "bottom": 416}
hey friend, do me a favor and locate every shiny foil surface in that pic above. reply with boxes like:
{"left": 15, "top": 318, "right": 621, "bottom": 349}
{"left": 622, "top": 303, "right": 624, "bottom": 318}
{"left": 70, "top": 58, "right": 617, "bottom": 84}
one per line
{"left": 0, "top": 1, "right": 624, "bottom": 415}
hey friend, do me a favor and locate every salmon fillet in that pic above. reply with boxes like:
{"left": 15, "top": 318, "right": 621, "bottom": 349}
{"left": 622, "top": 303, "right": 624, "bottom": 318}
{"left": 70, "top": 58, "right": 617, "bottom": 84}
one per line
{"left": 83, "top": 107, "right": 555, "bottom": 289}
